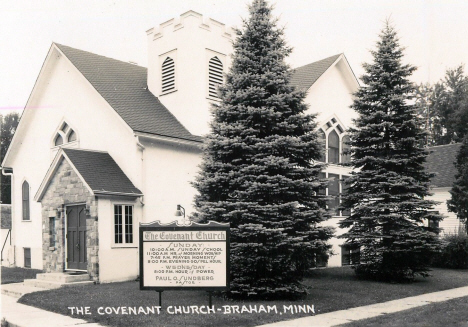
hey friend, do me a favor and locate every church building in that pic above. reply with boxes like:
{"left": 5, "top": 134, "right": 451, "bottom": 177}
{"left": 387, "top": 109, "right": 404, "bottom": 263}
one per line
{"left": 2, "top": 10, "right": 376, "bottom": 282}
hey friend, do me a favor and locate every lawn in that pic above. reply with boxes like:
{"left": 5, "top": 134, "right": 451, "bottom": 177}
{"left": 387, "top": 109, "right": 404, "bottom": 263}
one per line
{"left": 1, "top": 266, "right": 43, "bottom": 284}
{"left": 337, "top": 295, "right": 468, "bottom": 327}
{"left": 18, "top": 267, "right": 468, "bottom": 327}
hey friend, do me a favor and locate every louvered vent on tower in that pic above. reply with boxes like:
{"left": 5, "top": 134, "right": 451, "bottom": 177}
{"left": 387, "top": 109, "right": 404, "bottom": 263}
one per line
{"left": 161, "top": 57, "right": 175, "bottom": 93}
{"left": 208, "top": 57, "right": 223, "bottom": 98}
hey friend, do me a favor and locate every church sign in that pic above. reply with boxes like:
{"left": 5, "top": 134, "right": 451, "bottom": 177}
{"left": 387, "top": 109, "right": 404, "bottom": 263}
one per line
{"left": 139, "top": 221, "right": 230, "bottom": 291}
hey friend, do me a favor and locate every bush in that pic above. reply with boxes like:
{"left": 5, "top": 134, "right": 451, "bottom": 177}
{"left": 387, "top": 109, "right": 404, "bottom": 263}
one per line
{"left": 432, "top": 230, "right": 468, "bottom": 269}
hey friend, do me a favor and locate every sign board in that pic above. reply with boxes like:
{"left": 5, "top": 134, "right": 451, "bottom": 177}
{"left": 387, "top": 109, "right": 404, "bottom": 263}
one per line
{"left": 139, "top": 221, "right": 230, "bottom": 291}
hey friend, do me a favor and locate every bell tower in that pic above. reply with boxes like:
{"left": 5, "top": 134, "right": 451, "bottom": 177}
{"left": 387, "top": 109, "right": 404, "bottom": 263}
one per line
{"left": 146, "top": 11, "right": 234, "bottom": 136}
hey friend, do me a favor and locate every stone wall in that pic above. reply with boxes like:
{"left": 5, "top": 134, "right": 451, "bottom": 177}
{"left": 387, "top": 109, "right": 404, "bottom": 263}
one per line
{"left": 40, "top": 159, "right": 99, "bottom": 281}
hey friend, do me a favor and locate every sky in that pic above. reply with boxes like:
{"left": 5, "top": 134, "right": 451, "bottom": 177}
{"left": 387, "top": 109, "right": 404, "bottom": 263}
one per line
{"left": 1, "top": 0, "right": 468, "bottom": 116}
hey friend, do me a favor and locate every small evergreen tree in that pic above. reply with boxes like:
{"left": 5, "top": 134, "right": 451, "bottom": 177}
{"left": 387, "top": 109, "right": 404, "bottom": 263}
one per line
{"left": 447, "top": 135, "right": 468, "bottom": 232}
{"left": 339, "top": 22, "right": 442, "bottom": 281}
{"left": 193, "top": 0, "right": 332, "bottom": 299}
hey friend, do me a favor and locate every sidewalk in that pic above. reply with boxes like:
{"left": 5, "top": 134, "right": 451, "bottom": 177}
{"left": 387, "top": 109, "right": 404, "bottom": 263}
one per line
{"left": 1, "top": 293, "right": 103, "bottom": 327}
{"left": 257, "top": 286, "right": 468, "bottom": 327}
{"left": 1, "top": 285, "right": 468, "bottom": 327}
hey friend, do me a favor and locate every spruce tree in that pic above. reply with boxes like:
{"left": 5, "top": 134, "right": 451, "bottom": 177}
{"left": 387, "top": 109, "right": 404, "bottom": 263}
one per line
{"left": 193, "top": 0, "right": 332, "bottom": 299}
{"left": 447, "top": 135, "right": 468, "bottom": 232}
{"left": 339, "top": 22, "right": 442, "bottom": 281}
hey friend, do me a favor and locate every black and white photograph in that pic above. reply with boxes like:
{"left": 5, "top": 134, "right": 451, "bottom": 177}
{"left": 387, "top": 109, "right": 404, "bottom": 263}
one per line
{"left": 1, "top": 1, "right": 468, "bottom": 326}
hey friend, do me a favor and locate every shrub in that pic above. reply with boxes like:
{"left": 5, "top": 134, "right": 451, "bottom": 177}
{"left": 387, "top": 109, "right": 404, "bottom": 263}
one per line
{"left": 432, "top": 229, "right": 468, "bottom": 269}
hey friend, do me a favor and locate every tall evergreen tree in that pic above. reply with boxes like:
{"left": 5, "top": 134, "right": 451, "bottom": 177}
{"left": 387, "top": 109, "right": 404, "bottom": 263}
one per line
{"left": 193, "top": 0, "right": 332, "bottom": 299}
{"left": 447, "top": 135, "right": 468, "bottom": 232}
{"left": 339, "top": 22, "right": 442, "bottom": 281}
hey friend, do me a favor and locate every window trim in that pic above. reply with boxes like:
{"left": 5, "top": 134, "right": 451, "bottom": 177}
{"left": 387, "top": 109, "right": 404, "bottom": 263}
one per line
{"left": 112, "top": 204, "right": 136, "bottom": 248}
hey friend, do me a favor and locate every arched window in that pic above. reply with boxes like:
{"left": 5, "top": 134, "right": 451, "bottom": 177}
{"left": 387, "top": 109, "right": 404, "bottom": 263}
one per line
{"left": 52, "top": 121, "right": 78, "bottom": 148}
{"left": 161, "top": 57, "right": 175, "bottom": 93}
{"left": 68, "top": 130, "right": 77, "bottom": 142}
{"left": 22, "top": 181, "right": 30, "bottom": 221}
{"left": 328, "top": 130, "right": 340, "bottom": 164}
{"left": 317, "top": 129, "right": 326, "bottom": 162}
{"left": 208, "top": 56, "right": 223, "bottom": 98}
{"left": 341, "top": 135, "right": 351, "bottom": 163}
{"left": 54, "top": 135, "right": 63, "bottom": 146}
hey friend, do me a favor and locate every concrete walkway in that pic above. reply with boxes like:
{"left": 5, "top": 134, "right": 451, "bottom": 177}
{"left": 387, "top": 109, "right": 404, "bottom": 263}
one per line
{"left": 257, "top": 286, "right": 468, "bottom": 327}
{"left": 1, "top": 293, "right": 103, "bottom": 327}
{"left": 1, "top": 285, "right": 468, "bottom": 327}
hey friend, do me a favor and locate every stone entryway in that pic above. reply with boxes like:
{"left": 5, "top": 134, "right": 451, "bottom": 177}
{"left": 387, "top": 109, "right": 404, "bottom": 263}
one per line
{"left": 39, "top": 158, "right": 99, "bottom": 281}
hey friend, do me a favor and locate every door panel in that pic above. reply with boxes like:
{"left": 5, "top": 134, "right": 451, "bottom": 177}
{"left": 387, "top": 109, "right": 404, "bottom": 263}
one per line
{"left": 67, "top": 205, "right": 87, "bottom": 270}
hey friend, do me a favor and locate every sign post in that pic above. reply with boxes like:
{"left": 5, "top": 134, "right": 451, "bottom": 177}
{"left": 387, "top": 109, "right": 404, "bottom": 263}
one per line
{"left": 139, "top": 221, "right": 230, "bottom": 306}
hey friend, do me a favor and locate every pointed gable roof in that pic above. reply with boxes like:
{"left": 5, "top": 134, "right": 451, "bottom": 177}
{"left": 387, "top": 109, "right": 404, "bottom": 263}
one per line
{"left": 54, "top": 43, "right": 201, "bottom": 142}
{"left": 35, "top": 148, "right": 142, "bottom": 201}
{"left": 425, "top": 143, "right": 461, "bottom": 188}
{"left": 290, "top": 54, "right": 342, "bottom": 91}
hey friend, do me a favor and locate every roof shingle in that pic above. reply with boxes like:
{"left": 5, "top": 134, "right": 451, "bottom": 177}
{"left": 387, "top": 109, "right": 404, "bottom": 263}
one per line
{"left": 425, "top": 143, "right": 461, "bottom": 188}
{"left": 55, "top": 43, "right": 341, "bottom": 141}
{"left": 55, "top": 43, "right": 201, "bottom": 142}
{"left": 63, "top": 148, "right": 142, "bottom": 196}
{"left": 290, "top": 54, "right": 341, "bottom": 91}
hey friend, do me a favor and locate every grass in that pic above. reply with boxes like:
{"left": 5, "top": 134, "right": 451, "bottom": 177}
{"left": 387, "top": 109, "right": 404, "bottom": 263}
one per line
{"left": 1, "top": 266, "right": 43, "bottom": 284}
{"left": 18, "top": 267, "right": 468, "bottom": 327}
{"left": 337, "top": 295, "right": 468, "bottom": 327}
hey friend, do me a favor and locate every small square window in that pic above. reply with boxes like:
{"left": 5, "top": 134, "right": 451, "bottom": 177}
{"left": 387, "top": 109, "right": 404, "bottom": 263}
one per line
{"left": 342, "top": 244, "right": 360, "bottom": 266}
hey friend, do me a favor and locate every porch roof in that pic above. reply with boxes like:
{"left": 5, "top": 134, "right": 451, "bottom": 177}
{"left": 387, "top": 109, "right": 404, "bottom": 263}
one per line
{"left": 35, "top": 148, "right": 142, "bottom": 201}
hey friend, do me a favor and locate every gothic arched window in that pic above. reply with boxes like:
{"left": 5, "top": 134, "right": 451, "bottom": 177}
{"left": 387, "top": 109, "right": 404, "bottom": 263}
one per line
{"left": 52, "top": 122, "right": 78, "bottom": 148}
{"left": 328, "top": 130, "right": 340, "bottom": 164}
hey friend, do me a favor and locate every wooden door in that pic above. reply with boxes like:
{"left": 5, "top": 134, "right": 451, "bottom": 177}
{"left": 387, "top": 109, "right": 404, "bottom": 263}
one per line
{"left": 66, "top": 205, "right": 87, "bottom": 270}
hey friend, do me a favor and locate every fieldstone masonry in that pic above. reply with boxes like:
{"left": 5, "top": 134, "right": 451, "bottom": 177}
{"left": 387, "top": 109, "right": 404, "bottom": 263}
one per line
{"left": 40, "top": 159, "right": 99, "bottom": 281}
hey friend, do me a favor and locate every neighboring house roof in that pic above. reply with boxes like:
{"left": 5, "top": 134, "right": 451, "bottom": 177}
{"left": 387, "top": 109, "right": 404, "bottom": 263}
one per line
{"left": 36, "top": 148, "right": 142, "bottom": 201}
{"left": 290, "top": 54, "right": 342, "bottom": 91}
{"left": 55, "top": 43, "right": 201, "bottom": 143}
{"left": 425, "top": 143, "right": 461, "bottom": 188}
